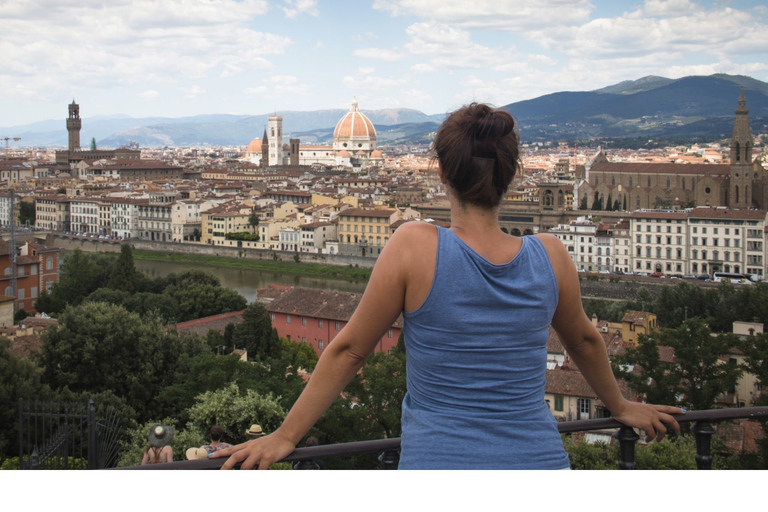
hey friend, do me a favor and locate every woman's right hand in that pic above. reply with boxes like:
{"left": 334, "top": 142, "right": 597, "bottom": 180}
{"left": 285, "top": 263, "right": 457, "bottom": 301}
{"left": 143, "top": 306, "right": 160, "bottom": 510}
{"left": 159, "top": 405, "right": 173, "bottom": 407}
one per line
{"left": 213, "top": 432, "right": 297, "bottom": 470}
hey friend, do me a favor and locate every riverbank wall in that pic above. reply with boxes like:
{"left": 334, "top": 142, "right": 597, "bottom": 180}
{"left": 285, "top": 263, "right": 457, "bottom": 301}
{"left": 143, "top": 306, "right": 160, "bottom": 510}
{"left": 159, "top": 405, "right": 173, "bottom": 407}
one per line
{"left": 43, "top": 234, "right": 378, "bottom": 268}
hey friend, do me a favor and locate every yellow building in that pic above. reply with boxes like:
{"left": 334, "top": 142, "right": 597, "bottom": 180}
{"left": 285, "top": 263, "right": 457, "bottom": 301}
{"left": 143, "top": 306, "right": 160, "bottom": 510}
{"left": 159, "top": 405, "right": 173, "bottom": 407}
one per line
{"left": 621, "top": 311, "right": 658, "bottom": 346}
{"left": 338, "top": 208, "right": 396, "bottom": 258}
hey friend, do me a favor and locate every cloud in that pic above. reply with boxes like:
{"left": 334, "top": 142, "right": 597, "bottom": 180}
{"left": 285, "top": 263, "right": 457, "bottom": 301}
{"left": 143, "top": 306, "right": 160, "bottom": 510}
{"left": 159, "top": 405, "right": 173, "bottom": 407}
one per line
{"left": 372, "top": 0, "right": 593, "bottom": 29}
{"left": 243, "top": 74, "right": 312, "bottom": 98}
{"left": 283, "top": 0, "right": 319, "bottom": 18}
{"left": 140, "top": 90, "right": 160, "bottom": 100}
{"left": 0, "top": 1, "right": 287, "bottom": 101}
{"left": 341, "top": 67, "right": 411, "bottom": 91}
{"left": 180, "top": 86, "right": 206, "bottom": 99}
{"left": 352, "top": 48, "right": 404, "bottom": 61}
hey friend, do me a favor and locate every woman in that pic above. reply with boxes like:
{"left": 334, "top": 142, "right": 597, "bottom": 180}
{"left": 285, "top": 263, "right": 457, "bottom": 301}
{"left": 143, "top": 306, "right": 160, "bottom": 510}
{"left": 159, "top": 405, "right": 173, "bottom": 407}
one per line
{"left": 217, "top": 103, "right": 682, "bottom": 469}
{"left": 141, "top": 424, "right": 174, "bottom": 465}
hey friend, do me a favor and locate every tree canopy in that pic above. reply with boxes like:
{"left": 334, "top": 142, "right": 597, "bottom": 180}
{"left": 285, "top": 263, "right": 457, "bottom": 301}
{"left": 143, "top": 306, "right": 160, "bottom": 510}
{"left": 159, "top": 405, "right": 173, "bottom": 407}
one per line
{"left": 613, "top": 318, "right": 743, "bottom": 411}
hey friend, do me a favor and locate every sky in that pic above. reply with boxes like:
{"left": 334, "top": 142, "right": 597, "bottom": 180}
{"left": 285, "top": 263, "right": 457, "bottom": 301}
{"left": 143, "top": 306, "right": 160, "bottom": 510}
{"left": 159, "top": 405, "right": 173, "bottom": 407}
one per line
{"left": 1, "top": 0, "right": 767, "bottom": 128}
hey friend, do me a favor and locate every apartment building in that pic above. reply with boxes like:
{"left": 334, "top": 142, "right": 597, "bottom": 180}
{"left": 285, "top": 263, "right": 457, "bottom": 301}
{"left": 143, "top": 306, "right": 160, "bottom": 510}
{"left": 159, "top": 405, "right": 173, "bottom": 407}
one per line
{"left": 35, "top": 195, "right": 70, "bottom": 231}
{"left": 337, "top": 208, "right": 397, "bottom": 258}
{"left": 69, "top": 198, "right": 100, "bottom": 234}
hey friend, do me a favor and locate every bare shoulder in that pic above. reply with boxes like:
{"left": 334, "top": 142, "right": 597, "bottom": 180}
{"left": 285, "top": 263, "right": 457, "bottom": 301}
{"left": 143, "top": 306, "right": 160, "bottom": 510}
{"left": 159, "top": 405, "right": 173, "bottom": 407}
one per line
{"left": 534, "top": 233, "right": 567, "bottom": 261}
{"left": 388, "top": 221, "right": 438, "bottom": 254}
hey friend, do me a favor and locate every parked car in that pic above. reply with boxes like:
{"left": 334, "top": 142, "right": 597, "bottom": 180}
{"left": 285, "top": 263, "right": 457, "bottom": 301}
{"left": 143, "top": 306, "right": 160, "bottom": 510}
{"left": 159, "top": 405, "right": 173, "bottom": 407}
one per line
{"left": 650, "top": 272, "right": 664, "bottom": 277}
{"left": 683, "top": 274, "right": 697, "bottom": 279}
{"left": 637, "top": 272, "right": 649, "bottom": 277}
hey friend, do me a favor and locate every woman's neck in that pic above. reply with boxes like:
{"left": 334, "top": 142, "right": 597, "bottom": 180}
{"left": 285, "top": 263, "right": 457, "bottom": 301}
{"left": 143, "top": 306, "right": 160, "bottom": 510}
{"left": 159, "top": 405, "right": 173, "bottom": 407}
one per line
{"left": 449, "top": 201, "right": 501, "bottom": 236}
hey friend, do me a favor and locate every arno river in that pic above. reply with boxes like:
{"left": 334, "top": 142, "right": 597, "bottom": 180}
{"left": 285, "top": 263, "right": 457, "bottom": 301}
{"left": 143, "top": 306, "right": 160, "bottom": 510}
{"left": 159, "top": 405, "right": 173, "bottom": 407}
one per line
{"left": 133, "top": 259, "right": 369, "bottom": 303}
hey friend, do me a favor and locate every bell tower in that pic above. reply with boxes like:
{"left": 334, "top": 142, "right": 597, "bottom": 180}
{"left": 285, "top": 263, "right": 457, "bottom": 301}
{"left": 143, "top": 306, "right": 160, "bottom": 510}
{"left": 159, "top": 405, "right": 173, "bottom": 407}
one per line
{"left": 67, "top": 100, "right": 81, "bottom": 152}
{"left": 268, "top": 114, "right": 283, "bottom": 167}
{"left": 729, "top": 88, "right": 753, "bottom": 208}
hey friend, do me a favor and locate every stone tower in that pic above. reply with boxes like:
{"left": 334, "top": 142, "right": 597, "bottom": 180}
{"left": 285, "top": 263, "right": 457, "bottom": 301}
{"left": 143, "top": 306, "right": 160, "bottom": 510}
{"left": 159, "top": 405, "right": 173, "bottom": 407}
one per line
{"left": 261, "top": 128, "right": 269, "bottom": 168}
{"left": 729, "top": 88, "right": 753, "bottom": 208}
{"left": 268, "top": 114, "right": 283, "bottom": 167}
{"left": 67, "top": 100, "right": 81, "bottom": 152}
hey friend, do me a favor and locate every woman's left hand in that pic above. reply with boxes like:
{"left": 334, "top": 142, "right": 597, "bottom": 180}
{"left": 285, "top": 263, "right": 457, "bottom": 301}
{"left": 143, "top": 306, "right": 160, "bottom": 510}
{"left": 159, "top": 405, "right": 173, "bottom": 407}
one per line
{"left": 212, "top": 432, "right": 296, "bottom": 470}
{"left": 612, "top": 400, "right": 684, "bottom": 442}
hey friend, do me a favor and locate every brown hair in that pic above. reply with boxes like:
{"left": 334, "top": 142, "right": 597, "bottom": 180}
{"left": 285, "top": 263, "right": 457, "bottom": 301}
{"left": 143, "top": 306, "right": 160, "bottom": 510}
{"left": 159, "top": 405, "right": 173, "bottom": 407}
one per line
{"left": 433, "top": 103, "right": 519, "bottom": 208}
{"left": 210, "top": 425, "right": 225, "bottom": 442}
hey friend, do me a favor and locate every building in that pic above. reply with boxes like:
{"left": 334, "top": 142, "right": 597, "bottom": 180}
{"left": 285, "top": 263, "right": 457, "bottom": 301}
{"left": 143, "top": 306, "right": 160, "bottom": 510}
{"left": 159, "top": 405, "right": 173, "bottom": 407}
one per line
{"left": 55, "top": 100, "right": 141, "bottom": 170}
{"left": 581, "top": 90, "right": 766, "bottom": 211}
{"left": 0, "top": 240, "right": 60, "bottom": 315}
{"left": 254, "top": 98, "right": 385, "bottom": 170}
{"left": 261, "top": 286, "right": 402, "bottom": 356}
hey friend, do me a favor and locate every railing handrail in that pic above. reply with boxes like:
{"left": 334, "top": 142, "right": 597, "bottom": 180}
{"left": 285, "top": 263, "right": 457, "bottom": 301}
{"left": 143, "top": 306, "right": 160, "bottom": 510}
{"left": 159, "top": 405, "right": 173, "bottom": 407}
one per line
{"left": 114, "top": 406, "right": 768, "bottom": 470}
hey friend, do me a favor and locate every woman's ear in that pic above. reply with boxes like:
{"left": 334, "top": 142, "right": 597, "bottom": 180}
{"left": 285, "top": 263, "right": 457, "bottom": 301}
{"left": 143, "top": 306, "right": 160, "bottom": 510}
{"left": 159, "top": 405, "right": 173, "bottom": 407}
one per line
{"left": 438, "top": 161, "right": 447, "bottom": 184}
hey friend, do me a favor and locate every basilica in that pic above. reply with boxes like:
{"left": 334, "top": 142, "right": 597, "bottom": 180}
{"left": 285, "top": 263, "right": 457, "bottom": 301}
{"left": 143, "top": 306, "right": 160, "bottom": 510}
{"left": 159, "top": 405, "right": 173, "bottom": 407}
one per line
{"left": 244, "top": 98, "right": 384, "bottom": 170}
{"left": 580, "top": 89, "right": 765, "bottom": 211}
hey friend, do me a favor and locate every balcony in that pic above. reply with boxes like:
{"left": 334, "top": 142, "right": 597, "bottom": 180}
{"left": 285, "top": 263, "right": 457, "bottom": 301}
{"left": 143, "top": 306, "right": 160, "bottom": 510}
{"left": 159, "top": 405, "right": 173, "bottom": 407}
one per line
{"left": 114, "top": 406, "right": 768, "bottom": 470}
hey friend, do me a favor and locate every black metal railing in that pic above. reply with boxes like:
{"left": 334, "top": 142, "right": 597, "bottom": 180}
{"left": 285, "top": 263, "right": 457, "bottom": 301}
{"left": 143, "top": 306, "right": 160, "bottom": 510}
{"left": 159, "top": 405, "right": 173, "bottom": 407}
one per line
{"left": 115, "top": 406, "right": 768, "bottom": 470}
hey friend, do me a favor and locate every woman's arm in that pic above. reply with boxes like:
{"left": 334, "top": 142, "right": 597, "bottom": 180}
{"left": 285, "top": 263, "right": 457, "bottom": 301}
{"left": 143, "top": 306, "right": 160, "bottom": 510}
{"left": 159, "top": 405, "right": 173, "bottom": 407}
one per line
{"left": 216, "top": 224, "right": 424, "bottom": 469}
{"left": 141, "top": 450, "right": 149, "bottom": 465}
{"left": 538, "top": 234, "right": 683, "bottom": 441}
{"left": 164, "top": 446, "right": 173, "bottom": 463}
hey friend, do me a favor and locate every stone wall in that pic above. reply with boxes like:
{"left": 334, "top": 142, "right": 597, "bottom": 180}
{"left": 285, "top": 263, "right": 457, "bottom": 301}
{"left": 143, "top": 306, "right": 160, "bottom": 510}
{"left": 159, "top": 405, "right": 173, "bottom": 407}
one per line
{"left": 43, "top": 235, "right": 376, "bottom": 268}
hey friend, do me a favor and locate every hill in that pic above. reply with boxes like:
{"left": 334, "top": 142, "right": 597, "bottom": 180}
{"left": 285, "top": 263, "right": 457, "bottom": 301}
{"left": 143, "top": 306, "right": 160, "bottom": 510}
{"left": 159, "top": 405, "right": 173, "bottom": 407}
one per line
{"left": 5, "top": 74, "right": 767, "bottom": 147}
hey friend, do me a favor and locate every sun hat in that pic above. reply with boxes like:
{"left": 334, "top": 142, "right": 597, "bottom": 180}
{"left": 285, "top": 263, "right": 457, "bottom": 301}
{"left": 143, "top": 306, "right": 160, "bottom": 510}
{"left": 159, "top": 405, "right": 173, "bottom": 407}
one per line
{"left": 185, "top": 447, "right": 209, "bottom": 460}
{"left": 148, "top": 424, "right": 174, "bottom": 447}
{"left": 245, "top": 424, "right": 265, "bottom": 437}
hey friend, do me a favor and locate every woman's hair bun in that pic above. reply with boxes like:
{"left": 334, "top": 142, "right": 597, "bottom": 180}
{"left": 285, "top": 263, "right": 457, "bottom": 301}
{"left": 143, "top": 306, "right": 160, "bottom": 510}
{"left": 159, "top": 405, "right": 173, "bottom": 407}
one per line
{"left": 433, "top": 102, "right": 520, "bottom": 208}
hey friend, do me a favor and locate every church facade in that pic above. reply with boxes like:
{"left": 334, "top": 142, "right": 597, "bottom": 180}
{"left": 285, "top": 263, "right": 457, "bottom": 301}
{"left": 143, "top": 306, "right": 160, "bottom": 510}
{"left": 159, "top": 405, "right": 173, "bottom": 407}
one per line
{"left": 244, "top": 98, "right": 384, "bottom": 170}
{"left": 580, "top": 90, "right": 765, "bottom": 211}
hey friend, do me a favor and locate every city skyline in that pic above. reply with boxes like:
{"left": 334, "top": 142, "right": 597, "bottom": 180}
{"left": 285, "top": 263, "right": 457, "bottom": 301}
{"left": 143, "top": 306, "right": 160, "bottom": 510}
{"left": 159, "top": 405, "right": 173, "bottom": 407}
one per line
{"left": 1, "top": 0, "right": 767, "bottom": 128}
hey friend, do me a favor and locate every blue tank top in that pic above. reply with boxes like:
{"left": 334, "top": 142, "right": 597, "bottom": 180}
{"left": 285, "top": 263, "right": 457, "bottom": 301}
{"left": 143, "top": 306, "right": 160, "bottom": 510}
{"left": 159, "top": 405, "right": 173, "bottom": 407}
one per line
{"left": 400, "top": 227, "right": 570, "bottom": 469}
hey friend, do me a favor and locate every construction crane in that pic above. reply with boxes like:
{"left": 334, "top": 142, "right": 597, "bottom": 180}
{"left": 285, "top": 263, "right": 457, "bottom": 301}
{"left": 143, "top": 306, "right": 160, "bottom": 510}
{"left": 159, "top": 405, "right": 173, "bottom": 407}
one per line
{"left": 2, "top": 136, "right": 21, "bottom": 160}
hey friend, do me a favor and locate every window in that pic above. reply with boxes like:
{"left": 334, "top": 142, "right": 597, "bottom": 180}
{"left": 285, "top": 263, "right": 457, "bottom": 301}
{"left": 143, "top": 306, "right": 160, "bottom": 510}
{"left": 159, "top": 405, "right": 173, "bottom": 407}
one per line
{"left": 18, "top": 289, "right": 25, "bottom": 299}
{"left": 554, "top": 396, "right": 564, "bottom": 411}
{"left": 302, "top": 317, "right": 306, "bottom": 326}
{"left": 31, "top": 287, "right": 37, "bottom": 298}
{"left": 388, "top": 328, "right": 393, "bottom": 338}
{"left": 335, "top": 321, "right": 340, "bottom": 331}
{"left": 286, "top": 314, "right": 291, "bottom": 324}
{"left": 318, "top": 339, "right": 324, "bottom": 350}
{"left": 318, "top": 319, "right": 323, "bottom": 328}
{"left": 577, "top": 398, "right": 590, "bottom": 419}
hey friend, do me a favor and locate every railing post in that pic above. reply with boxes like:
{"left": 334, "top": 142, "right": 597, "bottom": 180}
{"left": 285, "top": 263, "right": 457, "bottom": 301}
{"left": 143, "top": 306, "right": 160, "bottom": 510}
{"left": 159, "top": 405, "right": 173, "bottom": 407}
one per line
{"left": 690, "top": 421, "right": 717, "bottom": 470}
{"left": 30, "top": 445, "right": 40, "bottom": 470}
{"left": 378, "top": 449, "right": 399, "bottom": 470}
{"left": 87, "top": 398, "right": 97, "bottom": 470}
{"left": 293, "top": 460, "right": 320, "bottom": 470}
{"left": 614, "top": 426, "right": 639, "bottom": 469}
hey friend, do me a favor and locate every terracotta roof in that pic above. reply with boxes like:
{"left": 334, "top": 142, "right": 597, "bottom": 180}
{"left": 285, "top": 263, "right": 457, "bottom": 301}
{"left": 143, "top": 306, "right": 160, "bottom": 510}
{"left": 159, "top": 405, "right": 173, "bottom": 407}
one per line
{"left": 174, "top": 310, "right": 244, "bottom": 337}
{"left": 265, "top": 286, "right": 403, "bottom": 328}
{"left": 546, "top": 367, "right": 638, "bottom": 402}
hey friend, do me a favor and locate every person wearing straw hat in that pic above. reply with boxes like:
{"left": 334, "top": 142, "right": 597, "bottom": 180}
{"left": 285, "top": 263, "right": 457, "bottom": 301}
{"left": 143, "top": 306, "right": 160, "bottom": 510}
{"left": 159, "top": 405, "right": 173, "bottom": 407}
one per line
{"left": 141, "top": 425, "right": 174, "bottom": 465}
{"left": 244, "top": 424, "right": 265, "bottom": 440}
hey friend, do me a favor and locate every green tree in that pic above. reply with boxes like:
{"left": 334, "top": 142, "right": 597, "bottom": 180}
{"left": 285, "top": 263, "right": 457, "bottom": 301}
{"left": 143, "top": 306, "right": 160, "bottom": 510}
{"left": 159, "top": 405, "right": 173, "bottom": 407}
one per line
{"left": 591, "top": 190, "right": 601, "bottom": 210}
{"left": 36, "top": 249, "right": 109, "bottom": 315}
{"left": 614, "top": 318, "right": 743, "bottom": 411}
{"left": 186, "top": 383, "right": 287, "bottom": 446}
{"left": 18, "top": 200, "right": 35, "bottom": 226}
{"left": 579, "top": 195, "right": 588, "bottom": 210}
{"left": 40, "top": 302, "right": 207, "bottom": 420}
{"left": 622, "top": 195, "right": 627, "bottom": 210}
{"left": 613, "top": 198, "right": 621, "bottom": 211}
{"left": 107, "top": 243, "right": 140, "bottom": 294}
{"left": 248, "top": 209, "right": 260, "bottom": 234}
{"left": 605, "top": 193, "right": 613, "bottom": 211}
{"left": 0, "top": 337, "right": 53, "bottom": 461}
{"left": 161, "top": 270, "right": 246, "bottom": 322}
{"left": 230, "top": 303, "right": 281, "bottom": 360}
{"left": 90, "top": 137, "right": 97, "bottom": 150}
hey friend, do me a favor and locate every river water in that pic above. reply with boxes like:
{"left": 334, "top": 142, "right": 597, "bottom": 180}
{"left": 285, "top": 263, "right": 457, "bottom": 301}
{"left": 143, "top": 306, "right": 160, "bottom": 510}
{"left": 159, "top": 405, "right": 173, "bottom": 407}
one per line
{"left": 133, "top": 259, "right": 368, "bottom": 303}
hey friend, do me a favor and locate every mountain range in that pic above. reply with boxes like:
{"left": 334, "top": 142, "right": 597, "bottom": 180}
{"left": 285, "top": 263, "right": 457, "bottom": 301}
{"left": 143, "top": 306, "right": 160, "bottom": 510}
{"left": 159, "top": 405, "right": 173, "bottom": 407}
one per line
{"left": 4, "top": 74, "right": 767, "bottom": 148}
